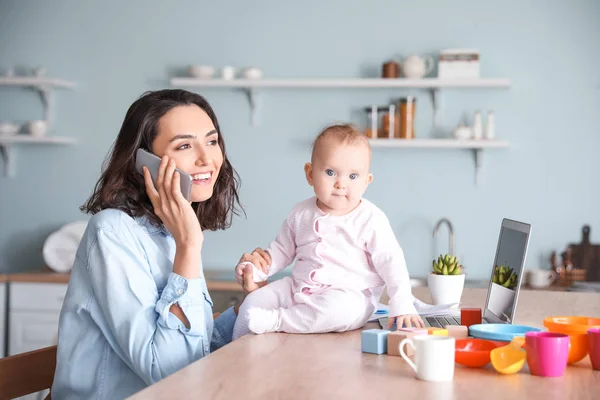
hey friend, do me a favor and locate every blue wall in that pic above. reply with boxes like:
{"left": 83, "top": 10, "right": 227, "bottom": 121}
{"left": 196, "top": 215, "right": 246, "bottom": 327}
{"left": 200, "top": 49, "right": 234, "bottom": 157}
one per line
{"left": 1, "top": 0, "right": 599, "bottom": 279}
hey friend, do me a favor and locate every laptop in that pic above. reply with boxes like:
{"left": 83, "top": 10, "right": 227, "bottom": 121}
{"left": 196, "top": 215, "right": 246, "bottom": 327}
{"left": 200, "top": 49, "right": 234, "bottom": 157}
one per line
{"left": 415, "top": 218, "right": 531, "bottom": 328}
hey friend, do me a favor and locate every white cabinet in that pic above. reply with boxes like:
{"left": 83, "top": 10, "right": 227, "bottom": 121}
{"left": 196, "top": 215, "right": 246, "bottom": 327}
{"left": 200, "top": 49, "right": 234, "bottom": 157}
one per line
{"left": 8, "top": 282, "right": 68, "bottom": 356}
{"left": 0, "top": 281, "right": 6, "bottom": 358}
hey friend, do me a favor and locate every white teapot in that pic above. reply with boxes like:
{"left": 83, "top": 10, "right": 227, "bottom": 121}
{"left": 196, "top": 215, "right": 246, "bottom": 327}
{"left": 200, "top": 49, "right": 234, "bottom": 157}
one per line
{"left": 401, "top": 55, "right": 434, "bottom": 79}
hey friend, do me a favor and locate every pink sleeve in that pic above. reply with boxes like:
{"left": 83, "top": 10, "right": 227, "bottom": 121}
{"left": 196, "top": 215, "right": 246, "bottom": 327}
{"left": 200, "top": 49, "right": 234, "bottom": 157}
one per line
{"left": 365, "top": 215, "right": 418, "bottom": 316}
{"left": 264, "top": 215, "right": 297, "bottom": 276}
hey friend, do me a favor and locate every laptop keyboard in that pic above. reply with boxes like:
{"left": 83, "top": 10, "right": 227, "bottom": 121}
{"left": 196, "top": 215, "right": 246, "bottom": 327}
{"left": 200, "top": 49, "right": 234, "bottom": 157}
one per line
{"left": 425, "top": 316, "right": 489, "bottom": 328}
{"left": 425, "top": 316, "right": 461, "bottom": 328}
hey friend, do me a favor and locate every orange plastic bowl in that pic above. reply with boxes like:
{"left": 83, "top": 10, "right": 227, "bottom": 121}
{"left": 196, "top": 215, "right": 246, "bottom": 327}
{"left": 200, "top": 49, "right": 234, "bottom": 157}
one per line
{"left": 455, "top": 338, "right": 499, "bottom": 367}
{"left": 544, "top": 316, "right": 600, "bottom": 364}
{"left": 543, "top": 316, "right": 600, "bottom": 335}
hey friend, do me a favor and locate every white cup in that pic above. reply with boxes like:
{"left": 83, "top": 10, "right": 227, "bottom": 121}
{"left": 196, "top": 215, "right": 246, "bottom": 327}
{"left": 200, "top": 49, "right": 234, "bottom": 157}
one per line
{"left": 399, "top": 335, "right": 455, "bottom": 382}
{"left": 221, "top": 66, "right": 236, "bottom": 80}
{"left": 28, "top": 120, "right": 48, "bottom": 137}
{"left": 527, "top": 269, "right": 556, "bottom": 288}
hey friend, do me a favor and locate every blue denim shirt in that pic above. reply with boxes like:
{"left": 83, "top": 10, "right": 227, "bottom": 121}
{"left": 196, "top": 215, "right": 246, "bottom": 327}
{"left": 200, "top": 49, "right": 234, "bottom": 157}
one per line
{"left": 51, "top": 209, "right": 237, "bottom": 399}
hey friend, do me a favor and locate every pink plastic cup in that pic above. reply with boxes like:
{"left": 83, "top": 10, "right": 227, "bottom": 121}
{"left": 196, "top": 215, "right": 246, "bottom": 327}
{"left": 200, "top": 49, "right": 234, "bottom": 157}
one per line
{"left": 588, "top": 327, "right": 600, "bottom": 370}
{"left": 524, "top": 331, "right": 570, "bottom": 377}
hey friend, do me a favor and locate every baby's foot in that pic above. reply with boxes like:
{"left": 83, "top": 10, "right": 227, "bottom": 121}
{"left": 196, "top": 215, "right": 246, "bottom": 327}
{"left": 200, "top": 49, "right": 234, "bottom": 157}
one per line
{"left": 247, "top": 308, "right": 279, "bottom": 335}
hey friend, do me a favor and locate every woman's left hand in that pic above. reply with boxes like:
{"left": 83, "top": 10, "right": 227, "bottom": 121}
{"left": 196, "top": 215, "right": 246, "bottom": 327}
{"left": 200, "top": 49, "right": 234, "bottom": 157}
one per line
{"left": 388, "top": 314, "right": 425, "bottom": 330}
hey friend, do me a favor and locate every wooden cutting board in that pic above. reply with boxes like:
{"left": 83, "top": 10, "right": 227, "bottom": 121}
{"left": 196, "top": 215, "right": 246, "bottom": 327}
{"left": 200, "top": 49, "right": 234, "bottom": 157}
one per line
{"left": 569, "top": 225, "right": 600, "bottom": 282}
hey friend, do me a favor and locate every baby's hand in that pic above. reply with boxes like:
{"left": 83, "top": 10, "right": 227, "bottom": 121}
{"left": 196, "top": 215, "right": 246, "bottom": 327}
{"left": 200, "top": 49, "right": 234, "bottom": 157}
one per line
{"left": 387, "top": 314, "right": 425, "bottom": 330}
{"left": 235, "top": 248, "right": 271, "bottom": 284}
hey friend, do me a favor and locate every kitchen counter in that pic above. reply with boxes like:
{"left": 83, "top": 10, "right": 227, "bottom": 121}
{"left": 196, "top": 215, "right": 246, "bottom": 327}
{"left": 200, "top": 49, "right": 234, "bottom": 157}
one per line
{"left": 0, "top": 269, "right": 585, "bottom": 293}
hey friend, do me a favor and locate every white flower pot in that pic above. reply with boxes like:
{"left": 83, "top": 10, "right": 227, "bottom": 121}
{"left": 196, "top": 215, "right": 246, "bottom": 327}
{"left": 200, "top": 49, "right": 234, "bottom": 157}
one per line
{"left": 487, "top": 282, "right": 515, "bottom": 320}
{"left": 427, "top": 273, "right": 465, "bottom": 305}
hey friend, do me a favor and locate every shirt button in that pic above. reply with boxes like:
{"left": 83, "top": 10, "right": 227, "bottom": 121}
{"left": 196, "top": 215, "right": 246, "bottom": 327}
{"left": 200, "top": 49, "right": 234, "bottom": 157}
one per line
{"left": 204, "top": 345, "right": 209, "bottom": 352}
{"left": 319, "top": 264, "right": 324, "bottom": 269}
{"left": 318, "top": 238, "right": 323, "bottom": 242}
{"left": 177, "top": 288, "right": 184, "bottom": 295}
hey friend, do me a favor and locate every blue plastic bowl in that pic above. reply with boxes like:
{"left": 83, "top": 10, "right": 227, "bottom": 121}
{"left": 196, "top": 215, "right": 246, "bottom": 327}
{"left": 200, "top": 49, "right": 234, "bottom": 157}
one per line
{"left": 469, "top": 323, "right": 542, "bottom": 341}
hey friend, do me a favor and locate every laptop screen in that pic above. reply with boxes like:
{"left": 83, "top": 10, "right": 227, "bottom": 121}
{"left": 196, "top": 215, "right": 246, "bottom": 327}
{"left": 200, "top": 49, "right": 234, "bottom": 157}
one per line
{"left": 485, "top": 221, "right": 530, "bottom": 323}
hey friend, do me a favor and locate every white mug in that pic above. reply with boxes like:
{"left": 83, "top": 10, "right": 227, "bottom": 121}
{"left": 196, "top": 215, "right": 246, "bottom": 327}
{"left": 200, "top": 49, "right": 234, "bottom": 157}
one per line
{"left": 399, "top": 335, "right": 455, "bottom": 382}
{"left": 221, "top": 66, "right": 236, "bottom": 80}
{"left": 527, "top": 269, "right": 556, "bottom": 288}
{"left": 28, "top": 120, "right": 48, "bottom": 137}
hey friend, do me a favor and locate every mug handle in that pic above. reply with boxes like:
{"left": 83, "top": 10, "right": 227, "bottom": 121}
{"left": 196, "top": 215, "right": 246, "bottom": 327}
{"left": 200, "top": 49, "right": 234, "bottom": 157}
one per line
{"left": 548, "top": 270, "right": 557, "bottom": 284}
{"left": 399, "top": 338, "right": 417, "bottom": 373}
{"left": 424, "top": 55, "right": 435, "bottom": 75}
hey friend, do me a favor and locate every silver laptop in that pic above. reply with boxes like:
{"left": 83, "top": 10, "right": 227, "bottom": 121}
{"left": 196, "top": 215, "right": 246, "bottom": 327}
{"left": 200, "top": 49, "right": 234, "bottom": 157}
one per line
{"left": 424, "top": 218, "right": 531, "bottom": 328}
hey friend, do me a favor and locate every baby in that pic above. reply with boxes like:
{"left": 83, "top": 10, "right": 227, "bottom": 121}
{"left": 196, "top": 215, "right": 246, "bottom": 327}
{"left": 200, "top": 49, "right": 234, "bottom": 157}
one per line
{"left": 232, "top": 124, "right": 423, "bottom": 340}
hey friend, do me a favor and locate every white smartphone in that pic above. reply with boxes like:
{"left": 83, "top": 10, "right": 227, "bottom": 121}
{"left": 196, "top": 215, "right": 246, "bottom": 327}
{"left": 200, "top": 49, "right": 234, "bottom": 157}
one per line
{"left": 135, "top": 148, "right": 193, "bottom": 201}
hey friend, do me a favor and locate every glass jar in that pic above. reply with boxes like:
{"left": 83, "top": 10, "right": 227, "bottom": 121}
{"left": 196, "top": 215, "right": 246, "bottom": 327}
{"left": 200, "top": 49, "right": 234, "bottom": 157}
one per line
{"left": 398, "top": 96, "right": 416, "bottom": 139}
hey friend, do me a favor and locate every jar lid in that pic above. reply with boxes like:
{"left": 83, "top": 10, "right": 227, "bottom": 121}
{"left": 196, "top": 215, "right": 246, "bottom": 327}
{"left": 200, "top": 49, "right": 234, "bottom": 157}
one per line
{"left": 398, "top": 96, "right": 417, "bottom": 103}
{"left": 364, "top": 105, "right": 393, "bottom": 113}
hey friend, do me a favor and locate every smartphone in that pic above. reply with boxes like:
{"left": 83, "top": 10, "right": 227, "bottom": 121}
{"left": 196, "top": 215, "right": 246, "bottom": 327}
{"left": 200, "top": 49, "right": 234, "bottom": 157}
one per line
{"left": 135, "top": 148, "right": 193, "bottom": 201}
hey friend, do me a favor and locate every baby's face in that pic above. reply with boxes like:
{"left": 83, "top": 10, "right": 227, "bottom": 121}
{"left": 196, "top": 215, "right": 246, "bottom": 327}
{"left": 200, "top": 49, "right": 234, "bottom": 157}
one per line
{"left": 306, "top": 137, "right": 373, "bottom": 216}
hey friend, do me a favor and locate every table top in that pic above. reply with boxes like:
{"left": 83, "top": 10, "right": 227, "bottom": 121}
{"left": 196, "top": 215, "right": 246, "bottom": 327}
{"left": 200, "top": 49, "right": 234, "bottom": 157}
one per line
{"left": 130, "top": 287, "right": 600, "bottom": 400}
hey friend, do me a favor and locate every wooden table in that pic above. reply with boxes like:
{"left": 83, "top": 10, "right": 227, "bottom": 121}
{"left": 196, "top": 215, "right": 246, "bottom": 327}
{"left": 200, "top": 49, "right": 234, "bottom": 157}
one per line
{"left": 130, "top": 288, "right": 600, "bottom": 399}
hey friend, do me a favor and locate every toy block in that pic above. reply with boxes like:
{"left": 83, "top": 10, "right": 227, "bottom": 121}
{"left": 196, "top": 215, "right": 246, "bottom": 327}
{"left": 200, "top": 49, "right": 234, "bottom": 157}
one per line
{"left": 361, "top": 329, "right": 390, "bottom": 354}
{"left": 426, "top": 327, "right": 446, "bottom": 335}
{"left": 388, "top": 329, "right": 428, "bottom": 356}
{"left": 445, "top": 325, "right": 469, "bottom": 339}
{"left": 461, "top": 308, "right": 482, "bottom": 327}
{"left": 431, "top": 328, "right": 448, "bottom": 336}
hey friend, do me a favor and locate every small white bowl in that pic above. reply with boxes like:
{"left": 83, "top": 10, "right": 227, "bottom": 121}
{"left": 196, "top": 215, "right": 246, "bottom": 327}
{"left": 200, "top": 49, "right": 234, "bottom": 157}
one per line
{"left": 188, "top": 65, "right": 215, "bottom": 79}
{"left": 453, "top": 126, "right": 472, "bottom": 140}
{"left": 0, "top": 121, "right": 20, "bottom": 136}
{"left": 241, "top": 67, "right": 262, "bottom": 80}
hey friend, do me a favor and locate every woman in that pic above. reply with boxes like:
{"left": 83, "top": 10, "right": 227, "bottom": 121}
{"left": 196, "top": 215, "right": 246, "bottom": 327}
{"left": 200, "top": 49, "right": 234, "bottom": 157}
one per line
{"left": 52, "top": 89, "right": 263, "bottom": 399}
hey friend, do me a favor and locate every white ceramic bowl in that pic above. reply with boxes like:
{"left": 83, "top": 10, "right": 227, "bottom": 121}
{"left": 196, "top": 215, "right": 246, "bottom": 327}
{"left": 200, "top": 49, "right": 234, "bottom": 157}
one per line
{"left": 242, "top": 67, "right": 262, "bottom": 80}
{"left": 0, "top": 121, "right": 20, "bottom": 136}
{"left": 188, "top": 65, "right": 215, "bottom": 79}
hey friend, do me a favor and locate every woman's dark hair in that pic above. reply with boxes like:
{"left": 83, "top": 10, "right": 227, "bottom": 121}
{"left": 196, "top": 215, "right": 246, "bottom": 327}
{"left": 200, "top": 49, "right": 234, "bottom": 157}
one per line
{"left": 81, "top": 89, "right": 243, "bottom": 231}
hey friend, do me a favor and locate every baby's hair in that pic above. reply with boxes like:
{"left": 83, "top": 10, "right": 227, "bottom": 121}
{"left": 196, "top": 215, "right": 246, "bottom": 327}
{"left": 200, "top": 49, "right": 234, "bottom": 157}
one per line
{"left": 311, "top": 123, "right": 371, "bottom": 162}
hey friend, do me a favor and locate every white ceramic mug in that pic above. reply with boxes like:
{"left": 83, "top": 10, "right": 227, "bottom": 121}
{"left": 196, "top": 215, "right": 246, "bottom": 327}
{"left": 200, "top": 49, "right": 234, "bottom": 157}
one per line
{"left": 28, "top": 120, "right": 48, "bottom": 137}
{"left": 528, "top": 269, "right": 556, "bottom": 288}
{"left": 221, "top": 66, "right": 236, "bottom": 80}
{"left": 399, "top": 335, "right": 455, "bottom": 382}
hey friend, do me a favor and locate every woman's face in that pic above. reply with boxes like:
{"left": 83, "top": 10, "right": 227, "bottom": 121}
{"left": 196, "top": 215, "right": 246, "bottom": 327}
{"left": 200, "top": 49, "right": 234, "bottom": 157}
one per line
{"left": 151, "top": 104, "right": 223, "bottom": 203}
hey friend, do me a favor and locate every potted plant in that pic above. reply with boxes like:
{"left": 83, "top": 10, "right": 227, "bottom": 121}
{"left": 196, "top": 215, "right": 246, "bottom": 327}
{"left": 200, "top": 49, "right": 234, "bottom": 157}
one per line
{"left": 488, "top": 265, "right": 518, "bottom": 319}
{"left": 427, "top": 254, "right": 465, "bottom": 305}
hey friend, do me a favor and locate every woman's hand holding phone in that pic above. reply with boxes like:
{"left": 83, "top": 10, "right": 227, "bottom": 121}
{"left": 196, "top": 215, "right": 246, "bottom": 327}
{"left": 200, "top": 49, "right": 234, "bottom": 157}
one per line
{"left": 142, "top": 155, "right": 203, "bottom": 278}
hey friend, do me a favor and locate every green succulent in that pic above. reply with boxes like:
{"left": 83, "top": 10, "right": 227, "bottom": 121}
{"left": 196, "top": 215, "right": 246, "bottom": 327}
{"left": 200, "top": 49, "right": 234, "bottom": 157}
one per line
{"left": 493, "top": 265, "right": 518, "bottom": 289}
{"left": 432, "top": 254, "right": 463, "bottom": 275}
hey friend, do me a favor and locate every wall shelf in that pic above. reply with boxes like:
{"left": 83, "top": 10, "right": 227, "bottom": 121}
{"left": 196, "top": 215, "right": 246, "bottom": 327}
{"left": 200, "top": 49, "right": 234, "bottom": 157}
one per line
{"left": 368, "top": 138, "right": 509, "bottom": 149}
{"left": 170, "top": 77, "right": 510, "bottom": 89}
{"left": 0, "top": 136, "right": 76, "bottom": 178}
{"left": 368, "top": 138, "right": 509, "bottom": 185}
{"left": 0, "top": 75, "right": 76, "bottom": 177}
{"left": 0, "top": 77, "right": 76, "bottom": 89}
{"left": 171, "top": 77, "right": 510, "bottom": 126}
{"left": 0, "top": 76, "right": 76, "bottom": 122}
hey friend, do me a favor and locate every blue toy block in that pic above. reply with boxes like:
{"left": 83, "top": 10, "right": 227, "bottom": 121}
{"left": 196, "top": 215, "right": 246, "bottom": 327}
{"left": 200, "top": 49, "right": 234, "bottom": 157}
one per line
{"left": 361, "top": 329, "right": 390, "bottom": 354}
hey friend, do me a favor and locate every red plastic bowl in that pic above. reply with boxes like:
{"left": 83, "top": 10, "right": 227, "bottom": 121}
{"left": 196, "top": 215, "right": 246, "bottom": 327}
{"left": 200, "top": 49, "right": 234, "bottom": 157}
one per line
{"left": 455, "top": 338, "right": 500, "bottom": 367}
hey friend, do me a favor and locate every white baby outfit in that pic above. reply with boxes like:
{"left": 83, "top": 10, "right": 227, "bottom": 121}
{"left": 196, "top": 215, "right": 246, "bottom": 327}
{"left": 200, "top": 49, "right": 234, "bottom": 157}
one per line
{"left": 232, "top": 197, "right": 417, "bottom": 339}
